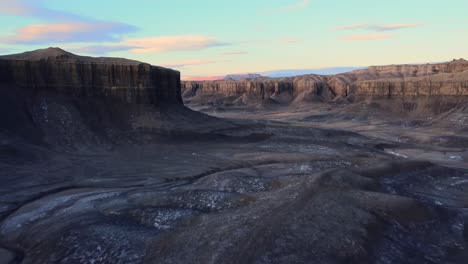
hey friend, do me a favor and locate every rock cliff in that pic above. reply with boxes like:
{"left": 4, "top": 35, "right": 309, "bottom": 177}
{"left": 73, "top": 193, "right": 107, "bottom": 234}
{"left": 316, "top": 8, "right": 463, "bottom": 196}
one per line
{"left": 0, "top": 48, "right": 231, "bottom": 147}
{"left": 0, "top": 47, "right": 182, "bottom": 105}
{"left": 182, "top": 59, "right": 468, "bottom": 105}
{"left": 333, "top": 59, "right": 468, "bottom": 98}
{"left": 182, "top": 75, "right": 332, "bottom": 106}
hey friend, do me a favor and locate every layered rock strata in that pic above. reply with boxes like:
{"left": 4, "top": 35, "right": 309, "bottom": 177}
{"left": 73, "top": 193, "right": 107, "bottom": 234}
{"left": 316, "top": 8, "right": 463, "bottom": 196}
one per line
{"left": 0, "top": 48, "right": 227, "bottom": 147}
{"left": 182, "top": 59, "right": 468, "bottom": 105}
{"left": 0, "top": 48, "right": 182, "bottom": 105}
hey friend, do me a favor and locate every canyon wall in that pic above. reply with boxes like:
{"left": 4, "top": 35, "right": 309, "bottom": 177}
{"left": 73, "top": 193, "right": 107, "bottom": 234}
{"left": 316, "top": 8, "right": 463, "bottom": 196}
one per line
{"left": 182, "top": 75, "right": 332, "bottom": 105}
{"left": 0, "top": 48, "right": 182, "bottom": 105}
{"left": 182, "top": 59, "right": 468, "bottom": 105}
{"left": 0, "top": 48, "right": 208, "bottom": 146}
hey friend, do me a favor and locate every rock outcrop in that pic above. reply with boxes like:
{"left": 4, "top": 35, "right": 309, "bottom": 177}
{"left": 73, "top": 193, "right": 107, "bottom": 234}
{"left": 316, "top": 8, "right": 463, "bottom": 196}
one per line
{"left": 0, "top": 48, "right": 231, "bottom": 147}
{"left": 182, "top": 59, "right": 468, "bottom": 106}
{"left": 182, "top": 75, "right": 332, "bottom": 106}
{"left": 0, "top": 47, "right": 182, "bottom": 105}
{"left": 336, "top": 59, "right": 468, "bottom": 98}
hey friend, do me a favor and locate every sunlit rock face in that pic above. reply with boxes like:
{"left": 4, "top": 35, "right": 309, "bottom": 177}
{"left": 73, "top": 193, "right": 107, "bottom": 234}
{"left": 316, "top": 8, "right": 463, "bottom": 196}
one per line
{"left": 182, "top": 59, "right": 468, "bottom": 106}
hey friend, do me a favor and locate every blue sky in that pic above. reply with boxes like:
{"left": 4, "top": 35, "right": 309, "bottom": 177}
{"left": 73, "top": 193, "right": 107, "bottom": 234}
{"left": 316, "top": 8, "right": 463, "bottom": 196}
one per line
{"left": 0, "top": 0, "right": 466, "bottom": 79}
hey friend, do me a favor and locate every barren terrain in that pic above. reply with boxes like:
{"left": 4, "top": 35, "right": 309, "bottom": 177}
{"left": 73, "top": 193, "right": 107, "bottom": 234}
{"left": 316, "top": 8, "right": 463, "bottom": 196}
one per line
{"left": 0, "top": 49, "right": 467, "bottom": 264}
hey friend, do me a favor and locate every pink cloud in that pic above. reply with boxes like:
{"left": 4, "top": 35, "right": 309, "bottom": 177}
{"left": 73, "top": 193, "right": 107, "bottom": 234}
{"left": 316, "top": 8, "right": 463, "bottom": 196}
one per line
{"left": 374, "top": 23, "right": 425, "bottom": 31}
{"left": 222, "top": 51, "right": 248, "bottom": 55}
{"left": 125, "top": 35, "right": 229, "bottom": 53}
{"left": 342, "top": 34, "right": 394, "bottom": 41}
{"left": 182, "top": 76, "right": 224, "bottom": 81}
{"left": 1, "top": 22, "right": 136, "bottom": 44}
{"left": 162, "top": 60, "right": 217, "bottom": 68}
{"left": 70, "top": 45, "right": 136, "bottom": 55}
{"left": 0, "top": 0, "right": 137, "bottom": 45}
{"left": 0, "top": 0, "right": 35, "bottom": 15}
{"left": 3, "top": 23, "right": 91, "bottom": 43}
{"left": 281, "top": 38, "right": 304, "bottom": 43}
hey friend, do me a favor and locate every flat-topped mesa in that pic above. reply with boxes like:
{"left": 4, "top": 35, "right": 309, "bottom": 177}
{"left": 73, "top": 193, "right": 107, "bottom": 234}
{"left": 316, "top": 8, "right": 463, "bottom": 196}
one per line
{"left": 341, "top": 59, "right": 468, "bottom": 98}
{"left": 351, "top": 59, "right": 468, "bottom": 78}
{"left": 0, "top": 48, "right": 182, "bottom": 105}
{"left": 181, "top": 75, "right": 332, "bottom": 106}
{"left": 183, "top": 59, "right": 468, "bottom": 106}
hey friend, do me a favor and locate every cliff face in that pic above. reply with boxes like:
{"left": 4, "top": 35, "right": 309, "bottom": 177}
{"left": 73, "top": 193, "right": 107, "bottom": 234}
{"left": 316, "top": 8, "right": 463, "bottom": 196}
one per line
{"left": 0, "top": 48, "right": 202, "bottom": 146}
{"left": 337, "top": 59, "right": 468, "bottom": 98}
{"left": 182, "top": 59, "right": 468, "bottom": 105}
{"left": 0, "top": 48, "right": 182, "bottom": 105}
{"left": 182, "top": 75, "right": 332, "bottom": 106}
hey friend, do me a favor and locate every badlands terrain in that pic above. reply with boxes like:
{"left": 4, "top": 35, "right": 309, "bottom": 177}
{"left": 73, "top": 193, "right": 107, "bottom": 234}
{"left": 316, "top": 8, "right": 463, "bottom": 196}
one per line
{"left": 0, "top": 48, "right": 467, "bottom": 264}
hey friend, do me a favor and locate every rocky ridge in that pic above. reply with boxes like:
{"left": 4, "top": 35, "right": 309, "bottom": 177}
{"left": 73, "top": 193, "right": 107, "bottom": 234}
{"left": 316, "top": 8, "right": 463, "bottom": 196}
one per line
{"left": 182, "top": 59, "right": 468, "bottom": 106}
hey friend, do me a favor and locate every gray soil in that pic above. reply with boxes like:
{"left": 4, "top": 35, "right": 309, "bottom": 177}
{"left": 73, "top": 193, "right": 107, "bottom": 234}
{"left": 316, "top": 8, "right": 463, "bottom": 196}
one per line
{"left": 1, "top": 98, "right": 468, "bottom": 263}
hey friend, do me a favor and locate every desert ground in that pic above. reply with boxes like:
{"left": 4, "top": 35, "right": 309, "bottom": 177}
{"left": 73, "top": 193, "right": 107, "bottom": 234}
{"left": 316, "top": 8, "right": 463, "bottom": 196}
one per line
{"left": 1, "top": 101, "right": 467, "bottom": 264}
{"left": 0, "top": 49, "right": 467, "bottom": 263}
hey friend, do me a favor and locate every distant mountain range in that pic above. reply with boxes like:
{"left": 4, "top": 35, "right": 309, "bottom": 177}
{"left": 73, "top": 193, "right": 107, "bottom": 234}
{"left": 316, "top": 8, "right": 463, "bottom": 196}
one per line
{"left": 261, "top": 67, "right": 364, "bottom": 78}
{"left": 224, "top": 73, "right": 263, "bottom": 80}
{"left": 219, "top": 67, "right": 364, "bottom": 81}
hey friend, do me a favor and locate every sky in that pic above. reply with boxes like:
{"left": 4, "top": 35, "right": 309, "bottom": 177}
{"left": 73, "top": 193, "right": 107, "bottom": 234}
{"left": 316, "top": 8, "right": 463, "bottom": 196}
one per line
{"left": 0, "top": 0, "right": 467, "bottom": 79}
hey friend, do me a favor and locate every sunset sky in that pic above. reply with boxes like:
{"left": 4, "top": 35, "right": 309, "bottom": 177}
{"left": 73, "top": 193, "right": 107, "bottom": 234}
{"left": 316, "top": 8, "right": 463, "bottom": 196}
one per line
{"left": 0, "top": 0, "right": 467, "bottom": 79}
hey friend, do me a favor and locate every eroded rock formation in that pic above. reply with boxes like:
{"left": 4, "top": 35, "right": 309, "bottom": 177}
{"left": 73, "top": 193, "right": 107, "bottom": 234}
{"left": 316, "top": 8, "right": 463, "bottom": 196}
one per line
{"left": 182, "top": 59, "right": 468, "bottom": 105}
{"left": 0, "top": 47, "right": 182, "bottom": 105}
{"left": 0, "top": 48, "right": 230, "bottom": 147}
{"left": 1, "top": 48, "right": 468, "bottom": 264}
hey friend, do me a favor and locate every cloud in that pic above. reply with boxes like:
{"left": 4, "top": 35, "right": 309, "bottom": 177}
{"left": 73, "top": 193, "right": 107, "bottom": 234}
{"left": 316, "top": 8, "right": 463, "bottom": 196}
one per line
{"left": 280, "top": 38, "right": 304, "bottom": 43}
{"left": 0, "top": 0, "right": 101, "bottom": 21}
{"left": 162, "top": 60, "right": 217, "bottom": 68}
{"left": 0, "top": 0, "right": 137, "bottom": 45}
{"left": 373, "top": 23, "right": 425, "bottom": 31}
{"left": 0, "top": 0, "right": 38, "bottom": 16}
{"left": 332, "top": 22, "right": 425, "bottom": 32}
{"left": 0, "top": 48, "right": 10, "bottom": 54}
{"left": 125, "top": 35, "right": 229, "bottom": 53}
{"left": 221, "top": 51, "right": 248, "bottom": 55}
{"left": 70, "top": 35, "right": 230, "bottom": 55}
{"left": 70, "top": 45, "right": 137, "bottom": 55}
{"left": 1, "top": 22, "right": 136, "bottom": 44}
{"left": 331, "top": 23, "right": 374, "bottom": 31}
{"left": 342, "top": 34, "right": 394, "bottom": 41}
{"left": 333, "top": 22, "right": 424, "bottom": 41}
{"left": 182, "top": 76, "right": 224, "bottom": 81}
